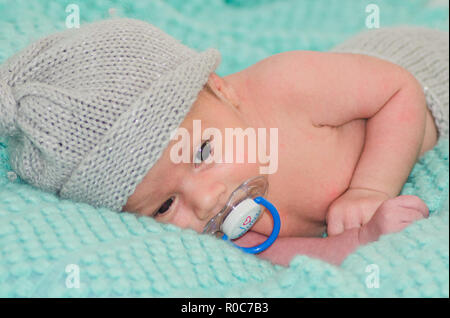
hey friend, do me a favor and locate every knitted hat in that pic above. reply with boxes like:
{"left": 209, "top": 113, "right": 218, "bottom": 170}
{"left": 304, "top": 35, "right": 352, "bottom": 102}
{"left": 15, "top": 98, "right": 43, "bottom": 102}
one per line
{"left": 0, "top": 18, "right": 221, "bottom": 211}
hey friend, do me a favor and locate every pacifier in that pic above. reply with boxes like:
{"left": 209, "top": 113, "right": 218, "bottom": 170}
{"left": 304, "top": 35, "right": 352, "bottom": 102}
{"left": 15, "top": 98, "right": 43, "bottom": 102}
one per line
{"left": 202, "top": 176, "right": 281, "bottom": 254}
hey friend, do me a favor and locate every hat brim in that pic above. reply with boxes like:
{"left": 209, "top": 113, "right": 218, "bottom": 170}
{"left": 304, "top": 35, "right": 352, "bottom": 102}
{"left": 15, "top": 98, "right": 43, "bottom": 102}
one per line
{"left": 59, "top": 48, "right": 221, "bottom": 211}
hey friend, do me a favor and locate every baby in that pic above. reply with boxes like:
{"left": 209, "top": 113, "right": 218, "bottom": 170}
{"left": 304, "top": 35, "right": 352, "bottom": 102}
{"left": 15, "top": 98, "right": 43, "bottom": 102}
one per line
{"left": 122, "top": 30, "right": 444, "bottom": 266}
{"left": 1, "top": 18, "right": 447, "bottom": 267}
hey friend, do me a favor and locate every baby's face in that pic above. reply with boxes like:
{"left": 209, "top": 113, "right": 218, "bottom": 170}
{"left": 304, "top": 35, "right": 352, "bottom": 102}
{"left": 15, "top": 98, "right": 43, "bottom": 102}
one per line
{"left": 122, "top": 74, "right": 264, "bottom": 233}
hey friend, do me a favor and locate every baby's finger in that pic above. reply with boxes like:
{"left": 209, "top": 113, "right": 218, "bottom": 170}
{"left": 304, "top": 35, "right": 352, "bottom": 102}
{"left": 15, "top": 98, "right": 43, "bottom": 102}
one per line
{"left": 326, "top": 219, "right": 345, "bottom": 236}
{"left": 343, "top": 213, "right": 364, "bottom": 231}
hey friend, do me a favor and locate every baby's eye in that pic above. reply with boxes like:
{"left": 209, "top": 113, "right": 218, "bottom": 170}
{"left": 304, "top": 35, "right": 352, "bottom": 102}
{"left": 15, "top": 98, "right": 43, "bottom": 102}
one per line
{"left": 194, "top": 139, "right": 213, "bottom": 166}
{"left": 154, "top": 196, "right": 174, "bottom": 216}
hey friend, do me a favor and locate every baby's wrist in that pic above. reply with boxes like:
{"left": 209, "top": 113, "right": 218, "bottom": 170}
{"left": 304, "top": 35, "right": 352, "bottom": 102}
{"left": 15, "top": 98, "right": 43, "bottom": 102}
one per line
{"left": 348, "top": 186, "right": 393, "bottom": 200}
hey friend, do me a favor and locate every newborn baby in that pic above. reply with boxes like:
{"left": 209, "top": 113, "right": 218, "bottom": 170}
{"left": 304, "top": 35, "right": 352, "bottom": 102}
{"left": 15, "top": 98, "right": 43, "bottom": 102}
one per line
{"left": 123, "top": 26, "right": 448, "bottom": 266}
{"left": 123, "top": 42, "right": 440, "bottom": 266}
{"left": 1, "top": 18, "right": 447, "bottom": 267}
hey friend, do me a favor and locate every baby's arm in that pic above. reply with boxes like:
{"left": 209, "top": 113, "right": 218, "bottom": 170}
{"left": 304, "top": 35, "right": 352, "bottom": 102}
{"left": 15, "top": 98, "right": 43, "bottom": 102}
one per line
{"left": 326, "top": 79, "right": 425, "bottom": 234}
{"left": 241, "top": 227, "right": 361, "bottom": 266}
{"left": 236, "top": 195, "right": 428, "bottom": 266}
{"left": 234, "top": 226, "right": 361, "bottom": 266}
{"left": 267, "top": 51, "right": 427, "bottom": 235}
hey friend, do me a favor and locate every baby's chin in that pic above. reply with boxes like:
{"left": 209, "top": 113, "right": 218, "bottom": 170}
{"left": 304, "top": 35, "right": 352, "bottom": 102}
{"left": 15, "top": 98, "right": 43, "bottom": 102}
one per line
{"left": 229, "top": 230, "right": 268, "bottom": 247}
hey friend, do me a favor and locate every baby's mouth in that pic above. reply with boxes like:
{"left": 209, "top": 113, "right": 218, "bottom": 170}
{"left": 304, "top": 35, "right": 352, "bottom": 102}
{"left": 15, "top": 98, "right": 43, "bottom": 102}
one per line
{"left": 202, "top": 175, "right": 269, "bottom": 237}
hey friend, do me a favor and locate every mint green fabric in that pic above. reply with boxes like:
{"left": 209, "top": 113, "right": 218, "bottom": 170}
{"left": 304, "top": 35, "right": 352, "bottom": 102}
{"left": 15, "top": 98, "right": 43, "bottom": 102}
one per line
{"left": 0, "top": 0, "right": 448, "bottom": 297}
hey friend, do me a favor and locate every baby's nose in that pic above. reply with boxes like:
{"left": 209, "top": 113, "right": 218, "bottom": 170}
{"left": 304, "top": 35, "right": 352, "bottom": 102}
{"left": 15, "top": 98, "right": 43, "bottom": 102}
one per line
{"left": 190, "top": 181, "right": 227, "bottom": 221}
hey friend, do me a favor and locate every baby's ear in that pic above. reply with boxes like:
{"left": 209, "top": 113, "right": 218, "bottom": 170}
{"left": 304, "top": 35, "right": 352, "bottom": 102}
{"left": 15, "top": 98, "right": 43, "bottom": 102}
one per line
{"left": 206, "top": 73, "right": 223, "bottom": 96}
{"left": 207, "top": 73, "right": 240, "bottom": 108}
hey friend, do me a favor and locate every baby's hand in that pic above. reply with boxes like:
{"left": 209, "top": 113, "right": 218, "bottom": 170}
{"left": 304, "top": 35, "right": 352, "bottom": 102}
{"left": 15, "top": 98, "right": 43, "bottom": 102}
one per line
{"left": 358, "top": 195, "right": 429, "bottom": 245}
{"left": 326, "top": 188, "right": 391, "bottom": 236}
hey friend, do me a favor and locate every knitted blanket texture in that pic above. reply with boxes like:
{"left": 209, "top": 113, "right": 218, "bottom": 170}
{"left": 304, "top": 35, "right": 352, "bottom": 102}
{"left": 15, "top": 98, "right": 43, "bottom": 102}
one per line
{"left": 0, "top": 0, "right": 449, "bottom": 297}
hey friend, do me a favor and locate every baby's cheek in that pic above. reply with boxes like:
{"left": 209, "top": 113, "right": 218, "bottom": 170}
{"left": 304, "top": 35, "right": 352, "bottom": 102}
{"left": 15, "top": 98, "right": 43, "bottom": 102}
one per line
{"left": 169, "top": 208, "right": 204, "bottom": 233}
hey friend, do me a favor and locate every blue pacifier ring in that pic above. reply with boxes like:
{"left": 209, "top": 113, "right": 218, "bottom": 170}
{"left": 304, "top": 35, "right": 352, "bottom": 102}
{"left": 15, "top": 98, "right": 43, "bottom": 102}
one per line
{"left": 222, "top": 196, "right": 281, "bottom": 254}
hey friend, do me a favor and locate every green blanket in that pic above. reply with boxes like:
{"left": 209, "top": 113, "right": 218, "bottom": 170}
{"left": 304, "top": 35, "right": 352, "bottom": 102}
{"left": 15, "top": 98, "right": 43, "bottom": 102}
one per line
{"left": 0, "top": 0, "right": 448, "bottom": 297}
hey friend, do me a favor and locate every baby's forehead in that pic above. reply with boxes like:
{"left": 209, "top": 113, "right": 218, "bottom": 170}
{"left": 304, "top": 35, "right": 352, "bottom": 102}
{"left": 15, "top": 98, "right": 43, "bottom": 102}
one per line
{"left": 184, "top": 96, "right": 236, "bottom": 133}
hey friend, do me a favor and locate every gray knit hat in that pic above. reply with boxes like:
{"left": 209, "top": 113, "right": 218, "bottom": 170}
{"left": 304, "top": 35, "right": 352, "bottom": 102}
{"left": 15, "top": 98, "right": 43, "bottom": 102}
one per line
{"left": 0, "top": 18, "right": 221, "bottom": 211}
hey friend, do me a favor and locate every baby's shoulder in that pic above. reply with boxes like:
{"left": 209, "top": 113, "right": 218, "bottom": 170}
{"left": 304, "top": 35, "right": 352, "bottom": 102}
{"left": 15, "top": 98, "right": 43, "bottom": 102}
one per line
{"left": 243, "top": 50, "right": 332, "bottom": 97}
{"left": 241, "top": 51, "right": 325, "bottom": 126}
{"left": 246, "top": 50, "right": 323, "bottom": 76}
